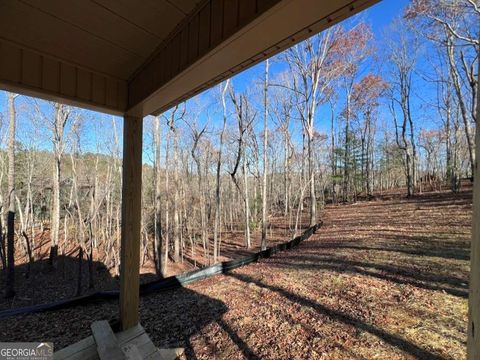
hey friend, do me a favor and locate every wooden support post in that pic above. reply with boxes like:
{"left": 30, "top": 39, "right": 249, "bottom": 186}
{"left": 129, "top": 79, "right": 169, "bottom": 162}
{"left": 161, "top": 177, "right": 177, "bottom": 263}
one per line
{"left": 467, "top": 56, "right": 480, "bottom": 359}
{"left": 120, "top": 114, "right": 143, "bottom": 330}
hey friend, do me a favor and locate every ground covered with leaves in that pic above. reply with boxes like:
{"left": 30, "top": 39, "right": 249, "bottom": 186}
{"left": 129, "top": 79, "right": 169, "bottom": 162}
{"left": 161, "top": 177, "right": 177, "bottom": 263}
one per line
{"left": 0, "top": 215, "right": 309, "bottom": 311}
{"left": 0, "top": 190, "right": 471, "bottom": 359}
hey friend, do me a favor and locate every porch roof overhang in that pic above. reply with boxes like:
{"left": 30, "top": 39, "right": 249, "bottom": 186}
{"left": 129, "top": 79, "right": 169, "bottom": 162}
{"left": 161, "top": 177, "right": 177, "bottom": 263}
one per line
{"left": 0, "top": 0, "right": 379, "bottom": 117}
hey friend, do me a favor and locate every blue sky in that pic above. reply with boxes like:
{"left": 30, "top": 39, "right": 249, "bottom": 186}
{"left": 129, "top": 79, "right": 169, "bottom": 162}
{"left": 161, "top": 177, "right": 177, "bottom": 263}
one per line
{"left": 188, "top": 0, "right": 433, "bottom": 142}
{"left": 0, "top": 0, "right": 422, "bottom": 157}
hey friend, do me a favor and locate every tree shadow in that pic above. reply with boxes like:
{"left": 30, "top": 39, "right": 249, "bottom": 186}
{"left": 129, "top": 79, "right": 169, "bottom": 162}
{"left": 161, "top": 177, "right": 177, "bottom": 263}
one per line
{"left": 138, "top": 282, "right": 233, "bottom": 360}
{"left": 0, "top": 252, "right": 118, "bottom": 311}
{"left": 226, "top": 272, "right": 444, "bottom": 360}
{"left": 266, "top": 255, "right": 468, "bottom": 298}
{"left": 309, "top": 242, "right": 470, "bottom": 261}
{"left": 0, "top": 255, "right": 260, "bottom": 359}
{"left": 142, "top": 282, "right": 262, "bottom": 359}
{"left": 407, "top": 190, "right": 472, "bottom": 207}
{"left": 216, "top": 319, "right": 260, "bottom": 360}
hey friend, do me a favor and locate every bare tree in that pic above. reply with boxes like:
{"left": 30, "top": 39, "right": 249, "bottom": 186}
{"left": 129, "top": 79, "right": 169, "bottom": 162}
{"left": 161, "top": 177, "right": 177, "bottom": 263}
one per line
{"left": 387, "top": 20, "right": 419, "bottom": 197}
{"left": 187, "top": 118, "right": 208, "bottom": 262}
{"left": 261, "top": 59, "right": 269, "bottom": 250}
{"left": 284, "top": 27, "right": 341, "bottom": 224}
{"left": 165, "top": 105, "right": 185, "bottom": 263}
{"left": 229, "top": 85, "right": 255, "bottom": 248}
{"left": 153, "top": 115, "right": 165, "bottom": 276}
{"left": 213, "top": 80, "right": 230, "bottom": 262}
{"left": 49, "top": 103, "right": 71, "bottom": 265}
{"left": 271, "top": 74, "right": 294, "bottom": 220}
{"left": 406, "top": 0, "right": 479, "bottom": 176}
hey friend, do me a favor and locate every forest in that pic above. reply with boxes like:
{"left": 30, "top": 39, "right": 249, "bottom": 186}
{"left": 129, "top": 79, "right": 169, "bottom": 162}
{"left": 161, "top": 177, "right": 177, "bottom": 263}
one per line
{"left": 0, "top": 0, "right": 477, "bottom": 302}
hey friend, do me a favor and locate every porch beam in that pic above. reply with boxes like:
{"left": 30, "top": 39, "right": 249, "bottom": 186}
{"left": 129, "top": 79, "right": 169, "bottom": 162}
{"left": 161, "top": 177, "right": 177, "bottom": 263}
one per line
{"left": 119, "top": 114, "right": 143, "bottom": 330}
{"left": 127, "top": 0, "right": 379, "bottom": 116}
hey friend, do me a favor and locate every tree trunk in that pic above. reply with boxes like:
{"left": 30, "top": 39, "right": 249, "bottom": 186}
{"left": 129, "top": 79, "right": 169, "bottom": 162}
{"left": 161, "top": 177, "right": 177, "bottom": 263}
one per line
{"left": 214, "top": 81, "right": 229, "bottom": 262}
{"left": 164, "top": 128, "right": 171, "bottom": 270}
{"left": 172, "top": 129, "right": 180, "bottom": 263}
{"left": 261, "top": 59, "right": 269, "bottom": 250}
{"left": 343, "top": 113, "right": 350, "bottom": 202}
{"left": 308, "top": 127, "right": 316, "bottom": 225}
{"left": 50, "top": 103, "right": 69, "bottom": 266}
{"left": 447, "top": 35, "right": 475, "bottom": 177}
{"left": 153, "top": 116, "right": 165, "bottom": 276}
{"left": 284, "top": 132, "right": 289, "bottom": 216}
{"left": 5, "top": 93, "right": 16, "bottom": 298}
{"left": 243, "top": 157, "right": 251, "bottom": 249}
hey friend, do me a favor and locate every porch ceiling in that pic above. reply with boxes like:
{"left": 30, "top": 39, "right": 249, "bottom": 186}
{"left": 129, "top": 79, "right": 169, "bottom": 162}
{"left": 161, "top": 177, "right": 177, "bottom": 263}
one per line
{"left": 0, "top": 0, "right": 379, "bottom": 116}
{"left": 0, "top": 0, "right": 200, "bottom": 80}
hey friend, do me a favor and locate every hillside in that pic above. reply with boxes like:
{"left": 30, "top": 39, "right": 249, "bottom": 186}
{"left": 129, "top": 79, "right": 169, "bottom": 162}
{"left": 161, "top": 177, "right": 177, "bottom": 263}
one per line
{"left": 0, "top": 189, "right": 471, "bottom": 359}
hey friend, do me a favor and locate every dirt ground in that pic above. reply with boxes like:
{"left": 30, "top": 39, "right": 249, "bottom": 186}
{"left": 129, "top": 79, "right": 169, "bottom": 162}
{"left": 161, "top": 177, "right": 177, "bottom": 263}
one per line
{"left": 0, "top": 189, "right": 471, "bottom": 359}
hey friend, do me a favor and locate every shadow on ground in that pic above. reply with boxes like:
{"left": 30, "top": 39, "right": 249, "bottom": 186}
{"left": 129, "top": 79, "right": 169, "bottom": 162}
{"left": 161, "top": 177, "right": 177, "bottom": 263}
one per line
{"left": 225, "top": 271, "right": 444, "bottom": 360}
{"left": 0, "top": 253, "right": 119, "bottom": 311}
{"left": 0, "top": 190, "right": 471, "bottom": 359}
{"left": 0, "top": 256, "right": 257, "bottom": 359}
